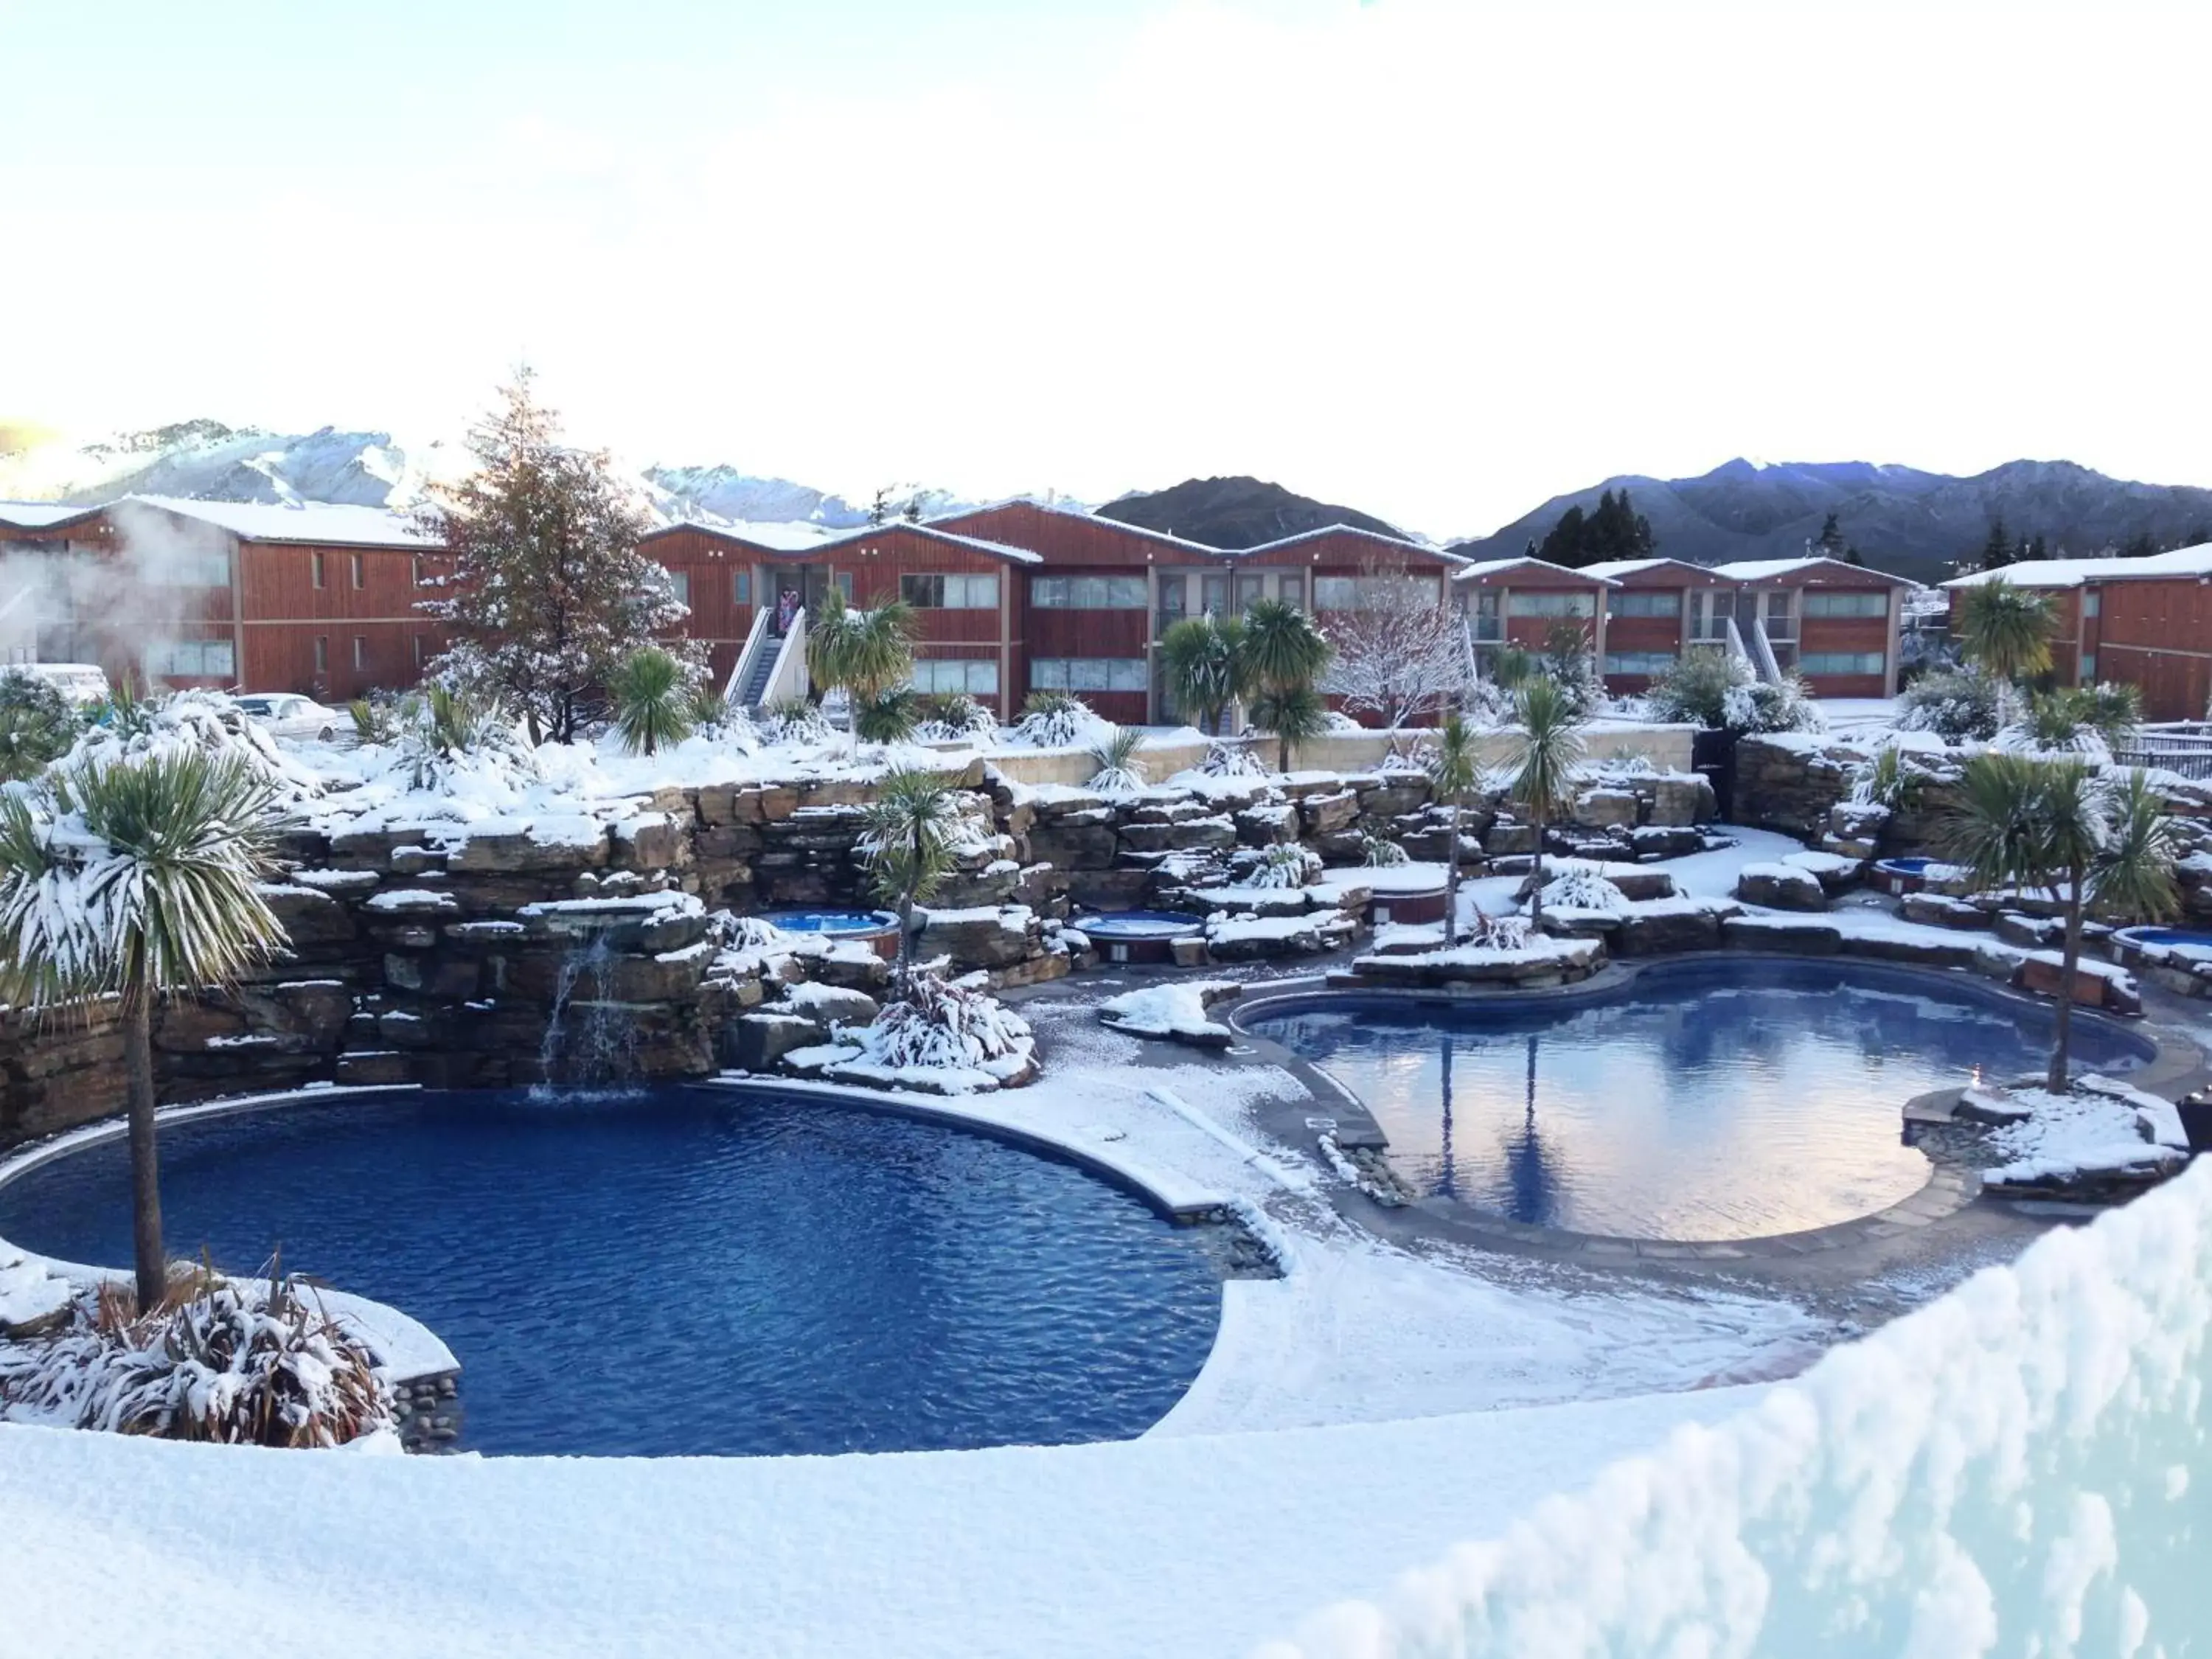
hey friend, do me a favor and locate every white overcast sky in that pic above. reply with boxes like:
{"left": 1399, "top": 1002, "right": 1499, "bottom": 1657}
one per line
{"left": 4, "top": 0, "right": 2208, "bottom": 539}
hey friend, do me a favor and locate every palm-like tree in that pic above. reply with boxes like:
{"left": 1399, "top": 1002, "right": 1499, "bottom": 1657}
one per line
{"left": 1941, "top": 755, "right": 2178, "bottom": 1091}
{"left": 1160, "top": 613, "right": 1250, "bottom": 735}
{"left": 1507, "top": 675, "right": 1586, "bottom": 931}
{"left": 1240, "top": 598, "right": 1334, "bottom": 771}
{"left": 1428, "top": 711, "right": 1480, "bottom": 945}
{"left": 0, "top": 747, "right": 291, "bottom": 1310}
{"left": 806, "top": 590, "right": 919, "bottom": 727}
{"left": 611, "top": 646, "right": 696, "bottom": 756}
{"left": 856, "top": 767, "right": 966, "bottom": 981}
{"left": 1954, "top": 579, "right": 2055, "bottom": 723}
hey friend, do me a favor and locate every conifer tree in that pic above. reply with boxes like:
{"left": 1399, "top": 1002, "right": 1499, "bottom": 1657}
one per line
{"left": 1980, "top": 516, "right": 2014, "bottom": 572}
{"left": 1815, "top": 512, "right": 1846, "bottom": 557}
{"left": 417, "top": 372, "right": 684, "bottom": 745}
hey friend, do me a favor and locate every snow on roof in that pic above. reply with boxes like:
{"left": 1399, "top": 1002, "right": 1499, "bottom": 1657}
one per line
{"left": 124, "top": 495, "right": 434, "bottom": 548}
{"left": 1709, "top": 555, "right": 1917, "bottom": 587}
{"left": 1940, "top": 544, "right": 2212, "bottom": 590}
{"left": 645, "top": 518, "right": 841, "bottom": 554}
{"left": 933, "top": 496, "right": 1225, "bottom": 556}
{"left": 1234, "top": 524, "right": 1454, "bottom": 561}
{"left": 799, "top": 521, "right": 1045, "bottom": 566}
{"left": 0, "top": 501, "right": 102, "bottom": 530}
{"left": 1449, "top": 555, "right": 1618, "bottom": 585}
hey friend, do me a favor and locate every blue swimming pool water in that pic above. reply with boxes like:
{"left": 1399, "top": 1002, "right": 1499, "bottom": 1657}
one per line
{"left": 1081, "top": 911, "right": 1206, "bottom": 939}
{"left": 766, "top": 909, "right": 898, "bottom": 936}
{"left": 2120, "top": 926, "right": 2212, "bottom": 950}
{"left": 1246, "top": 962, "right": 2150, "bottom": 1241}
{"left": 0, "top": 1091, "right": 1222, "bottom": 1456}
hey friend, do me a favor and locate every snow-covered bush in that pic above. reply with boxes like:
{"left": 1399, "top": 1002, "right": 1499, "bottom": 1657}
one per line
{"left": 836, "top": 973, "right": 1035, "bottom": 1081}
{"left": 1848, "top": 742, "right": 1925, "bottom": 811}
{"left": 1722, "top": 674, "right": 1821, "bottom": 736}
{"left": 852, "top": 686, "right": 922, "bottom": 745}
{"left": 1245, "top": 841, "right": 1322, "bottom": 889}
{"left": 1646, "top": 653, "right": 1820, "bottom": 735}
{"left": 1200, "top": 739, "right": 1267, "bottom": 778}
{"left": 0, "top": 671, "right": 80, "bottom": 784}
{"left": 913, "top": 692, "right": 995, "bottom": 743}
{"left": 0, "top": 1271, "right": 393, "bottom": 1447}
{"left": 1009, "top": 691, "right": 1107, "bottom": 750}
{"left": 1322, "top": 711, "right": 1364, "bottom": 733}
{"left": 1465, "top": 912, "right": 1532, "bottom": 950}
{"left": 1896, "top": 668, "right": 2003, "bottom": 742}
{"left": 69, "top": 688, "right": 319, "bottom": 793}
{"left": 1087, "top": 725, "right": 1147, "bottom": 794}
{"left": 393, "top": 686, "right": 532, "bottom": 792}
{"left": 1537, "top": 866, "right": 1627, "bottom": 913}
{"left": 760, "top": 697, "right": 832, "bottom": 748}
{"left": 1997, "top": 684, "right": 2143, "bottom": 760}
{"left": 1360, "top": 831, "right": 1410, "bottom": 868}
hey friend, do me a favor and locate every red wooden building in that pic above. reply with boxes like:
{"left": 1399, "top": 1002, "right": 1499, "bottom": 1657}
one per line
{"left": 1448, "top": 555, "right": 1617, "bottom": 680}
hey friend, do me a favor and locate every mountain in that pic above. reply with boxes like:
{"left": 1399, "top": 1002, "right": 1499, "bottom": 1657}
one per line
{"left": 1099, "top": 476, "right": 1411, "bottom": 549}
{"left": 1454, "top": 458, "right": 2212, "bottom": 584}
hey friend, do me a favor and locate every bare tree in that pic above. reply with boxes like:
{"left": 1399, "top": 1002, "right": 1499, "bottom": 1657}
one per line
{"left": 1318, "top": 559, "right": 1470, "bottom": 729}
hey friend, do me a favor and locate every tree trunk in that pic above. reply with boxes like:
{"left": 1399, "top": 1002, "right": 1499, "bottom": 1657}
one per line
{"left": 1528, "top": 810, "right": 1546, "bottom": 931}
{"left": 1444, "top": 800, "right": 1462, "bottom": 945}
{"left": 124, "top": 995, "right": 166, "bottom": 1314}
{"left": 2049, "top": 877, "right": 2084, "bottom": 1094}
{"left": 896, "top": 894, "right": 917, "bottom": 994}
{"left": 1279, "top": 731, "right": 1292, "bottom": 773}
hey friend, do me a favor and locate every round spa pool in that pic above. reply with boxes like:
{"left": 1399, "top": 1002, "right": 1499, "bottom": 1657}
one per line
{"left": 764, "top": 908, "right": 902, "bottom": 959}
{"left": 0, "top": 1089, "right": 1223, "bottom": 1456}
{"left": 1078, "top": 911, "right": 1206, "bottom": 964}
{"left": 1242, "top": 960, "right": 2152, "bottom": 1242}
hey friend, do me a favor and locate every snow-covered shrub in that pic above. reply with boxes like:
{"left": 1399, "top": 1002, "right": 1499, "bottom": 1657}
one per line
{"left": 1721, "top": 674, "right": 1822, "bottom": 736}
{"left": 1896, "top": 668, "right": 2002, "bottom": 742}
{"left": 687, "top": 690, "right": 761, "bottom": 752}
{"left": 1322, "top": 711, "right": 1364, "bottom": 734}
{"left": 394, "top": 685, "right": 530, "bottom": 791}
{"left": 913, "top": 692, "right": 995, "bottom": 743}
{"left": 1200, "top": 739, "right": 1267, "bottom": 778}
{"left": 1087, "top": 725, "right": 1147, "bottom": 794}
{"left": 716, "top": 914, "right": 797, "bottom": 953}
{"left": 1847, "top": 742, "right": 1924, "bottom": 811}
{"left": 1009, "top": 691, "right": 1106, "bottom": 750}
{"left": 1646, "top": 653, "right": 1820, "bottom": 735}
{"left": 0, "top": 1271, "right": 393, "bottom": 1447}
{"left": 69, "top": 688, "right": 317, "bottom": 791}
{"left": 1538, "top": 866, "right": 1627, "bottom": 913}
{"left": 1465, "top": 912, "right": 1532, "bottom": 951}
{"left": 1245, "top": 841, "right": 1322, "bottom": 889}
{"left": 839, "top": 973, "right": 1035, "bottom": 1078}
{"left": 1997, "top": 684, "right": 2143, "bottom": 760}
{"left": 0, "top": 671, "right": 80, "bottom": 784}
{"left": 852, "top": 686, "right": 922, "bottom": 745}
{"left": 1360, "top": 831, "right": 1410, "bottom": 867}
{"left": 760, "top": 696, "right": 832, "bottom": 748}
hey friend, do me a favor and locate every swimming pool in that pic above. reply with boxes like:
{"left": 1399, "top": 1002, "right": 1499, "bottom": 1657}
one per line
{"left": 1243, "top": 961, "right": 2151, "bottom": 1242}
{"left": 0, "top": 1089, "right": 1223, "bottom": 1456}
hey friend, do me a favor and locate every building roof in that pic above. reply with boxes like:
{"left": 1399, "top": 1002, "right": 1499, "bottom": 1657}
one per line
{"left": 1449, "top": 555, "right": 1618, "bottom": 586}
{"left": 0, "top": 501, "right": 105, "bottom": 530}
{"left": 643, "top": 518, "right": 840, "bottom": 555}
{"left": 933, "top": 496, "right": 1225, "bottom": 557}
{"left": 1580, "top": 557, "right": 1726, "bottom": 582}
{"left": 1940, "top": 544, "right": 2212, "bottom": 591}
{"left": 798, "top": 521, "right": 1045, "bottom": 566}
{"left": 122, "top": 495, "right": 434, "bottom": 548}
{"left": 1234, "top": 524, "right": 1457, "bottom": 562}
{"left": 1709, "top": 554, "right": 1919, "bottom": 588}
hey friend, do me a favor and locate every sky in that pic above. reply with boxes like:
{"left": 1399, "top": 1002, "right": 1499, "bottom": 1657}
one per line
{"left": 4, "top": 0, "right": 2209, "bottom": 540}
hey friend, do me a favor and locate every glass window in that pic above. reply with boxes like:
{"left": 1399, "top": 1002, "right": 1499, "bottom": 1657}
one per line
{"left": 1799, "top": 651, "right": 1885, "bottom": 675}
{"left": 313, "top": 636, "right": 329, "bottom": 674}
{"left": 1506, "top": 591, "right": 1596, "bottom": 618}
{"left": 1029, "top": 658, "right": 1145, "bottom": 693}
{"left": 2079, "top": 653, "right": 2096, "bottom": 680}
{"left": 1604, "top": 650, "right": 1678, "bottom": 676}
{"left": 733, "top": 569, "right": 751, "bottom": 605}
{"left": 901, "top": 573, "right": 998, "bottom": 608}
{"left": 352, "top": 636, "right": 366, "bottom": 669}
{"left": 1312, "top": 576, "right": 1355, "bottom": 610}
{"left": 1200, "top": 574, "right": 1228, "bottom": 615}
{"left": 1608, "top": 591, "right": 1681, "bottom": 618}
{"left": 1234, "top": 574, "right": 1265, "bottom": 612}
{"left": 411, "top": 556, "right": 426, "bottom": 586}
{"left": 1278, "top": 573, "right": 1304, "bottom": 610}
{"left": 149, "top": 639, "right": 236, "bottom": 677}
{"left": 667, "top": 570, "right": 690, "bottom": 608}
{"left": 349, "top": 553, "right": 364, "bottom": 589}
{"left": 911, "top": 658, "right": 1000, "bottom": 695}
{"left": 311, "top": 551, "right": 326, "bottom": 588}
{"left": 836, "top": 572, "right": 855, "bottom": 603}
{"left": 412, "top": 633, "right": 425, "bottom": 667}
{"left": 2083, "top": 590, "right": 2101, "bottom": 618}
{"left": 1801, "top": 591, "right": 1888, "bottom": 618}
{"left": 147, "top": 546, "right": 230, "bottom": 587}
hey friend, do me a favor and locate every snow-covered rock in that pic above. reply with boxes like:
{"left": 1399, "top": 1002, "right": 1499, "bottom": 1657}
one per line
{"left": 1099, "top": 981, "right": 1244, "bottom": 1047}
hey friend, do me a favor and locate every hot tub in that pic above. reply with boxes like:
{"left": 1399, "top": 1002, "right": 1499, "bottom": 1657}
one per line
{"left": 1078, "top": 910, "right": 1206, "bottom": 965}
{"left": 2111, "top": 925, "right": 2212, "bottom": 996}
{"left": 1870, "top": 856, "right": 1963, "bottom": 897}
{"left": 764, "top": 909, "right": 905, "bottom": 960}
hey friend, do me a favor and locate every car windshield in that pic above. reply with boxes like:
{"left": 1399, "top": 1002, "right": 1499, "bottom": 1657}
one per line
{"left": 236, "top": 698, "right": 276, "bottom": 714}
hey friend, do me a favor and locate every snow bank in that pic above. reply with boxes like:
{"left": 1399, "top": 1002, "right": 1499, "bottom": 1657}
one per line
{"left": 1098, "top": 981, "right": 1242, "bottom": 1045}
{"left": 1267, "top": 1161, "right": 2212, "bottom": 1658}
{"left": 1980, "top": 1077, "right": 2191, "bottom": 1188}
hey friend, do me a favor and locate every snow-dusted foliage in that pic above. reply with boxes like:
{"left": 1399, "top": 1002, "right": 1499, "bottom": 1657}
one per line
{"left": 1318, "top": 572, "right": 1472, "bottom": 729}
{"left": 1896, "top": 667, "right": 2003, "bottom": 742}
{"left": 1646, "top": 652, "right": 1820, "bottom": 735}
{"left": 1465, "top": 912, "right": 1532, "bottom": 950}
{"left": 66, "top": 688, "right": 321, "bottom": 795}
{"left": 912, "top": 692, "right": 996, "bottom": 744}
{"left": 1996, "top": 685, "right": 2144, "bottom": 762}
{"left": 759, "top": 697, "right": 832, "bottom": 748}
{"left": 1360, "top": 832, "right": 1411, "bottom": 868}
{"left": 384, "top": 686, "right": 535, "bottom": 792}
{"left": 1201, "top": 739, "right": 1268, "bottom": 778}
{"left": 831, "top": 973, "right": 1036, "bottom": 1087}
{"left": 1009, "top": 692, "right": 1110, "bottom": 751}
{"left": 0, "top": 1273, "right": 394, "bottom": 1447}
{"left": 1721, "top": 673, "right": 1822, "bottom": 736}
{"left": 1537, "top": 866, "right": 1627, "bottom": 914}
{"left": 1246, "top": 842, "right": 1324, "bottom": 890}
{"left": 1087, "top": 726, "right": 1147, "bottom": 795}
{"left": 1845, "top": 740, "right": 1954, "bottom": 810}
{"left": 1266, "top": 1164, "right": 2212, "bottom": 1659}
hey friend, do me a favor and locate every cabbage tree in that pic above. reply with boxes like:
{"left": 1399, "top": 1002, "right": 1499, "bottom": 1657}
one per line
{"left": 1160, "top": 613, "right": 1249, "bottom": 735}
{"left": 1428, "top": 712, "right": 1480, "bottom": 945}
{"left": 1507, "top": 676, "right": 1586, "bottom": 931}
{"left": 1239, "top": 599, "right": 1333, "bottom": 771}
{"left": 1953, "top": 579, "right": 2055, "bottom": 724}
{"left": 856, "top": 767, "right": 965, "bottom": 981}
{"left": 806, "top": 590, "right": 918, "bottom": 719}
{"left": 0, "top": 746, "right": 291, "bottom": 1311}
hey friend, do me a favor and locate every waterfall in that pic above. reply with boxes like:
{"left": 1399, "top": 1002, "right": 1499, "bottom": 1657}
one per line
{"left": 535, "top": 935, "right": 641, "bottom": 1094}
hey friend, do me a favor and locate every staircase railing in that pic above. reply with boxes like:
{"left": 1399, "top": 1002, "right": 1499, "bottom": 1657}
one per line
{"left": 1742, "top": 613, "right": 1784, "bottom": 684}
{"left": 761, "top": 607, "right": 808, "bottom": 708}
{"left": 723, "top": 606, "right": 772, "bottom": 703}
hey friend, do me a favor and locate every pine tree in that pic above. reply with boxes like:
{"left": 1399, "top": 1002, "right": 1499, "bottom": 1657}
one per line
{"left": 1980, "top": 516, "right": 2013, "bottom": 572}
{"left": 416, "top": 372, "right": 686, "bottom": 745}
{"left": 1815, "top": 512, "right": 1846, "bottom": 557}
{"left": 1538, "top": 504, "right": 1589, "bottom": 567}
{"left": 1845, "top": 544, "right": 1865, "bottom": 566}
{"left": 2025, "top": 532, "right": 2049, "bottom": 562}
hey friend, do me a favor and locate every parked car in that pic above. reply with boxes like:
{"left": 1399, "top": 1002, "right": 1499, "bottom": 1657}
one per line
{"left": 234, "top": 692, "right": 341, "bottom": 742}
{"left": 19, "top": 662, "right": 111, "bottom": 709}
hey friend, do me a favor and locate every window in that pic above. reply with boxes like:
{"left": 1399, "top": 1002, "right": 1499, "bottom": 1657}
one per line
{"left": 900, "top": 573, "right": 998, "bottom": 608}
{"left": 1604, "top": 650, "right": 1679, "bottom": 677}
{"left": 1607, "top": 591, "right": 1681, "bottom": 618}
{"left": 1799, "top": 650, "right": 1885, "bottom": 676}
{"left": 313, "top": 636, "right": 329, "bottom": 674}
{"left": 1029, "top": 657, "right": 1147, "bottom": 694}
{"left": 1234, "top": 574, "right": 1265, "bottom": 613}
{"left": 1313, "top": 575, "right": 1437, "bottom": 611}
{"left": 2083, "top": 590, "right": 2101, "bottom": 618}
{"left": 836, "top": 572, "right": 854, "bottom": 602}
{"left": 1506, "top": 591, "right": 1596, "bottom": 618}
{"left": 412, "top": 634, "right": 425, "bottom": 668}
{"left": 2079, "top": 653, "right": 2096, "bottom": 681}
{"left": 910, "top": 658, "right": 1001, "bottom": 695}
{"left": 1278, "top": 573, "right": 1304, "bottom": 611}
{"left": 352, "top": 636, "right": 366, "bottom": 670}
{"left": 733, "top": 569, "right": 751, "bottom": 605}
{"left": 1801, "top": 591, "right": 1888, "bottom": 619}
{"left": 411, "top": 556, "right": 427, "bottom": 586}
{"left": 142, "top": 546, "right": 229, "bottom": 587}
{"left": 1031, "top": 575, "right": 1147, "bottom": 608}
{"left": 147, "top": 639, "right": 234, "bottom": 677}
{"left": 667, "top": 569, "right": 691, "bottom": 608}
{"left": 349, "top": 553, "right": 364, "bottom": 589}
{"left": 311, "top": 550, "right": 327, "bottom": 588}
{"left": 1200, "top": 574, "right": 1228, "bottom": 615}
